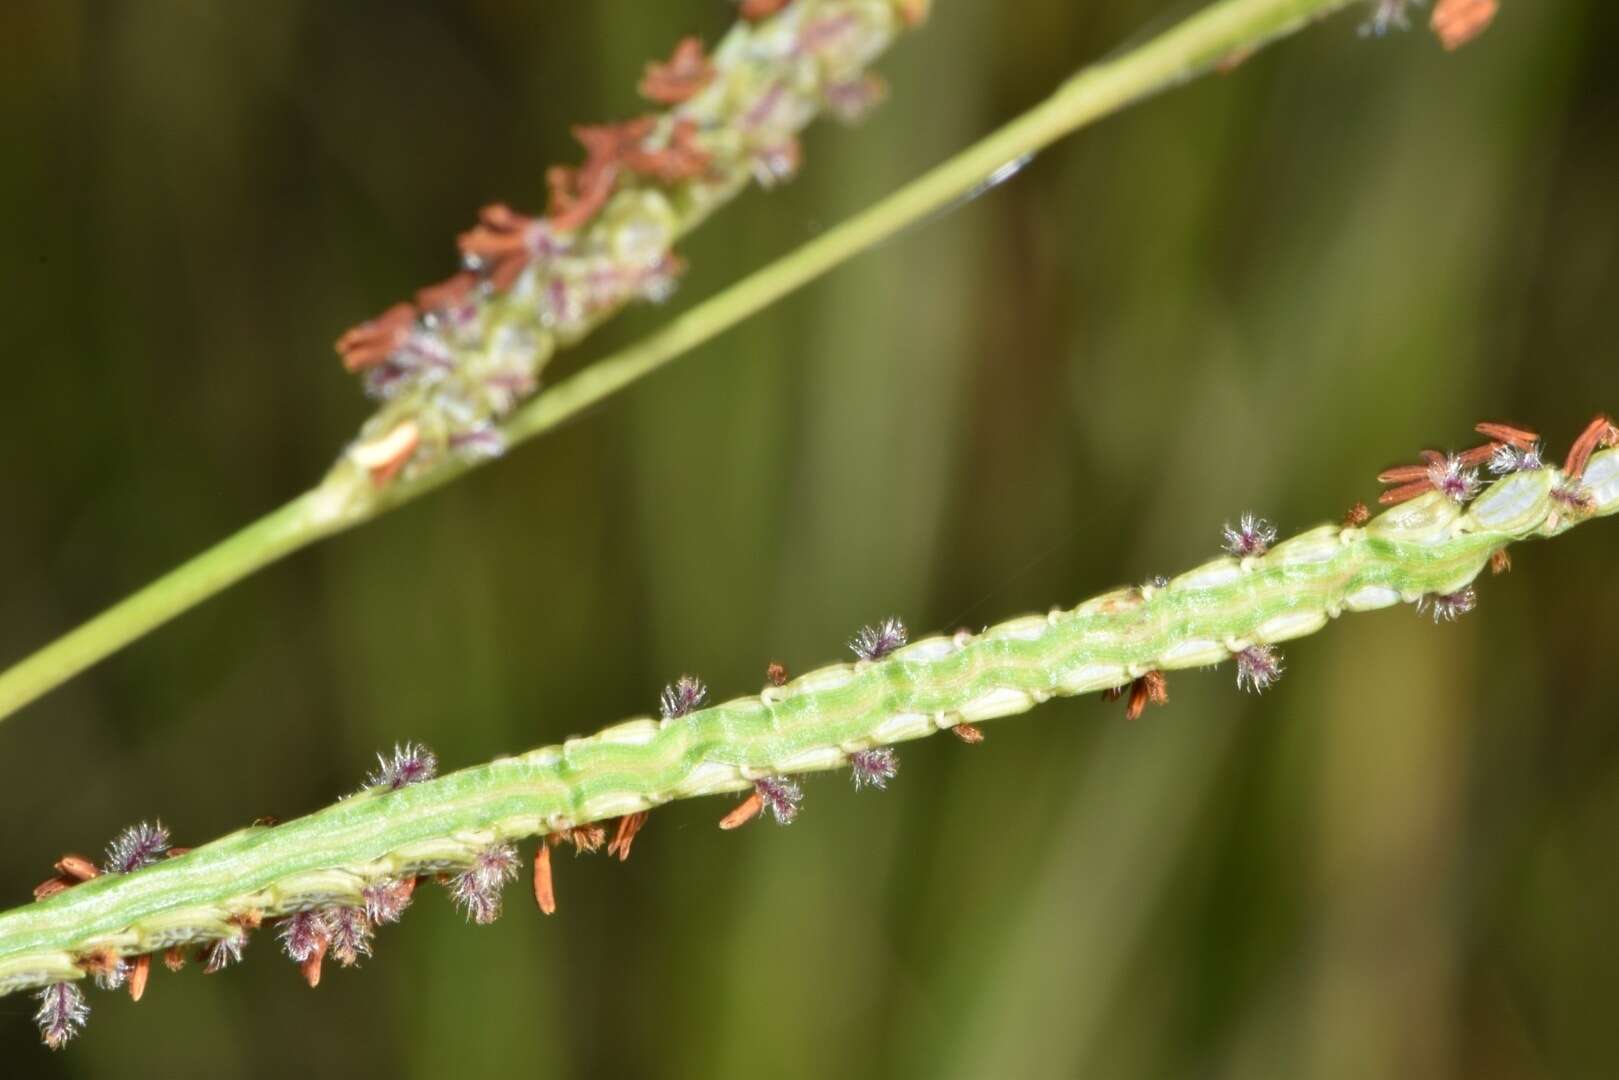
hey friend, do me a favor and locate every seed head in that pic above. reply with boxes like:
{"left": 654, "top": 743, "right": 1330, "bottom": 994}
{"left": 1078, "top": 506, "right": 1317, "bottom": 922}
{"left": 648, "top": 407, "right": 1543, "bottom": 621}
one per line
{"left": 1235, "top": 645, "right": 1285, "bottom": 693}
{"left": 849, "top": 748, "right": 898, "bottom": 791}
{"left": 35, "top": 982, "right": 89, "bottom": 1050}
{"left": 1419, "top": 587, "right": 1477, "bottom": 623}
{"left": 755, "top": 777, "right": 803, "bottom": 824}
{"left": 452, "top": 843, "right": 520, "bottom": 924}
{"left": 1222, "top": 514, "right": 1278, "bottom": 558}
{"left": 366, "top": 742, "right": 438, "bottom": 791}
{"left": 660, "top": 675, "right": 709, "bottom": 720}
{"left": 850, "top": 618, "right": 908, "bottom": 661}
{"left": 103, "top": 821, "right": 170, "bottom": 875}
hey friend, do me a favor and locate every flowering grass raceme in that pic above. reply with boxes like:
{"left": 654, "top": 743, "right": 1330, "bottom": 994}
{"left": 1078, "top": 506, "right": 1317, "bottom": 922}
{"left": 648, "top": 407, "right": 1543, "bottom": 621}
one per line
{"left": 2, "top": 417, "right": 1613, "bottom": 1049}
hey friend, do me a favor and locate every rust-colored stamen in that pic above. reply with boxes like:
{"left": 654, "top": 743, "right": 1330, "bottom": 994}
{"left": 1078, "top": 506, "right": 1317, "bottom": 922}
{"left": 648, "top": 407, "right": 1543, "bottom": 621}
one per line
{"left": 606, "top": 812, "right": 648, "bottom": 862}
{"left": 335, "top": 302, "right": 416, "bottom": 372}
{"left": 457, "top": 204, "right": 545, "bottom": 291}
{"left": 1490, "top": 549, "right": 1511, "bottom": 575}
{"left": 54, "top": 854, "right": 99, "bottom": 882}
{"left": 622, "top": 120, "right": 712, "bottom": 184}
{"left": 1475, "top": 421, "right": 1539, "bottom": 451}
{"left": 533, "top": 843, "right": 556, "bottom": 915}
{"left": 1432, "top": 0, "right": 1499, "bottom": 50}
{"left": 740, "top": 0, "right": 790, "bottom": 19}
{"left": 1124, "top": 671, "right": 1168, "bottom": 721}
{"left": 1564, "top": 414, "right": 1619, "bottom": 479}
{"left": 128, "top": 955, "right": 150, "bottom": 1002}
{"left": 1343, "top": 501, "right": 1372, "bottom": 528}
{"left": 33, "top": 876, "right": 74, "bottom": 901}
{"left": 416, "top": 270, "right": 479, "bottom": 313}
{"left": 951, "top": 723, "right": 985, "bottom": 744}
{"left": 766, "top": 661, "right": 789, "bottom": 687}
{"left": 719, "top": 791, "right": 764, "bottom": 829}
{"left": 163, "top": 946, "right": 186, "bottom": 973}
{"left": 301, "top": 938, "right": 328, "bottom": 989}
{"left": 639, "top": 37, "right": 713, "bottom": 105}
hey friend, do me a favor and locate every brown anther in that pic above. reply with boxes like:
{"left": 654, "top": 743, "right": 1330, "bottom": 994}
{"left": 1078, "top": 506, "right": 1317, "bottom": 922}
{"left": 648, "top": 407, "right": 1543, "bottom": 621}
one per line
{"left": 251, "top": 816, "right": 280, "bottom": 828}
{"left": 1490, "top": 549, "right": 1512, "bottom": 575}
{"left": 1457, "top": 442, "right": 1503, "bottom": 469}
{"left": 547, "top": 118, "right": 658, "bottom": 232}
{"left": 766, "top": 661, "right": 789, "bottom": 687}
{"left": 1432, "top": 0, "right": 1499, "bottom": 50}
{"left": 301, "top": 937, "right": 328, "bottom": 989}
{"left": 740, "top": 0, "right": 790, "bottom": 19}
{"left": 563, "top": 824, "right": 606, "bottom": 854}
{"left": 457, "top": 203, "right": 544, "bottom": 291}
{"left": 55, "top": 854, "right": 99, "bottom": 882}
{"left": 719, "top": 791, "right": 764, "bottom": 829}
{"left": 951, "top": 723, "right": 985, "bottom": 744}
{"left": 533, "top": 843, "right": 556, "bottom": 915}
{"left": 415, "top": 270, "right": 479, "bottom": 312}
{"left": 351, "top": 419, "right": 421, "bottom": 487}
{"left": 622, "top": 119, "right": 712, "bottom": 184}
{"left": 1124, "top": 671, "right": 1168, "bottom": 721}
{"left": 1343, "top": 501, "right": 1372, "bottom": 528}
{"left": 639, "top": 37, "right": 713, "bottom": 105}
{"left": 33, "top": 876, "right": 73, "bottom": 901}
{"left": 607, "top": 812, "right": 648, "bottom": 862}
{"left": 128, "top": 954, "right": 150, "bottom": 1002}
{"left": 400, "top": 876, "right": 420, "bottom": 901}
{"left": 1379, "top": 479, "right": 1436, "bottom": 507}
{"left": 896, "top": 0, "right": 932, "bottom": 26}
{"left": 166, "top": 847, "right": 191, "bottom": 859}
{"left": 334, "top": 301, "right": 416, "bottom": 372}
{"left": 1377, "top": 464, "right": 1432, "bottom": 484}
{"left": 163, "top": 946, "right": 186, "bottom": 973}
{"left": 1475, "top": 421, "right": 1540, "bottom": 451}
{"left": 1564, "top": 414, "right": 1619, "bottom": 479}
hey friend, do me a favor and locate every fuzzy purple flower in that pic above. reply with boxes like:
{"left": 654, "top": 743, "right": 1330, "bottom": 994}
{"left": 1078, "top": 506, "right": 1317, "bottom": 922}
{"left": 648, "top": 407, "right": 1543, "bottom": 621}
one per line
{"left": 452, "top": 843, "right": 520, "bottom": 925}
{"left": 366, "top": 742, "right": 439, "bottom": 791}
{"left": 850, "top": 618, "right": 908, "bottom": 661}
{"left": 363, "top": 879, "right": 416, "bottom": 925}
{"left": 660, "top": 675, "right": 709, "bottom": 720}
{"left": 34, "top": 983, "right": 89, "bottom": 1050}
{"left": 103, "top": 821, "right": 170, "bottom": 875}
{"left": 1489, "top": 442, "right": 1544, "bottom": 476}
{"left": 323, "top": 906, "right": 374, "bottom": 967}
{"left": 1235, "top": 645, "right": 1285, "bottom": 693}
{"left": 755, "top": 777, "right": 804, "bottom": 825}
{"left": 278, "top": 911, "right": 328, "bottom": 964}
{"left": 203, "top": 932, "right": 247, "bottom": 974}
{"left": 849, "top": 748, "right": 898, "bottom": 791}
{"left": 1419, "top": 587, "right": 1477, "bottom": 623}
{"left": 1222, "top": 514, "right": 1278, "bottom": 558}
{"left": 1427, "top": 454, "right": 1481, "bottom": 504}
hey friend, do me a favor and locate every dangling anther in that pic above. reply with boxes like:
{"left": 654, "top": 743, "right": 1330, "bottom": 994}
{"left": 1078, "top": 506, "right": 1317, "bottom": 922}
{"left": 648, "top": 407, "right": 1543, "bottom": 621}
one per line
{"left": 128, "top": 955, "right": 150, "bottom": 1002}
{"left": 301, "top": 938, "right": 328, "bottom": 989}
{"left": 163, "top": 946, "right": 186, "bottom": 973}
{"left": 1342, "top": 501, "right": 1372, "bottom": 528}
{"left": 719, "top": 791, "right": 764, "bottom": 830}
{"left": 1124, "top": 671, "right": 1168, "bottom": 721}
{"left": 33, "top": 876, "right": 74, "bottom": 901}
{"left": 1432, "top": 0, "right": 1499, "bottom": 50}
{"left": 1475, "top": 421, "right": 1540, "bottom": 450}
{"left": 1564, "top": 414, "right": 1619, "bottom": 480}
{"left": 533, "top": 843, "right": 556, "bottom": 915}
{"left": 639, "top": 37, "right": 713, "bottom": 105}
{"left": 1490, "top": 549, "right": 1512, "bottom": 575}
{"left": 607, "top": 812, "right": 648, "bottom": 862}
{"left": 951, "top": 723, "right": 985, "bottom": 744}
{"left": 766, "top": 661, "right": 789, "bottom": 687}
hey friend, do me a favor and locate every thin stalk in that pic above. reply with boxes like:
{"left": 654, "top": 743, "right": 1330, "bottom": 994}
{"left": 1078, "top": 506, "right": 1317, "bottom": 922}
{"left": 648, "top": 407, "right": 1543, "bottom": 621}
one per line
{"left": 0, "top": 0, "right": 1357, "bottom": 725}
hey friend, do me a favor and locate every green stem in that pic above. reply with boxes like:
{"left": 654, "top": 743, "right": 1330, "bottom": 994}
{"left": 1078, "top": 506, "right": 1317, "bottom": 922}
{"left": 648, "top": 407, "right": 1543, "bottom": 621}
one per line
{"left": 0, "top": 0, "right": 1355, "bottom": 725}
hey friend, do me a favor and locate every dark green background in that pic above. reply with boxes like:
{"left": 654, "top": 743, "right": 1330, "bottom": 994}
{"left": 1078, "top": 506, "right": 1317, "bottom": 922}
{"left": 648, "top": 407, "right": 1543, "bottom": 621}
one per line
{"left": 3, "top": 1, "right": 1617, "bottom": 1076}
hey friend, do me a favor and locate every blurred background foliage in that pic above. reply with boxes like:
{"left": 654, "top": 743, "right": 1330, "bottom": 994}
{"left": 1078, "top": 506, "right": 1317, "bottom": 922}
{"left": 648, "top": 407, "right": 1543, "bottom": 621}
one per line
{"left": 2, "top": 1, "right": 1618, "bottom": 1076}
